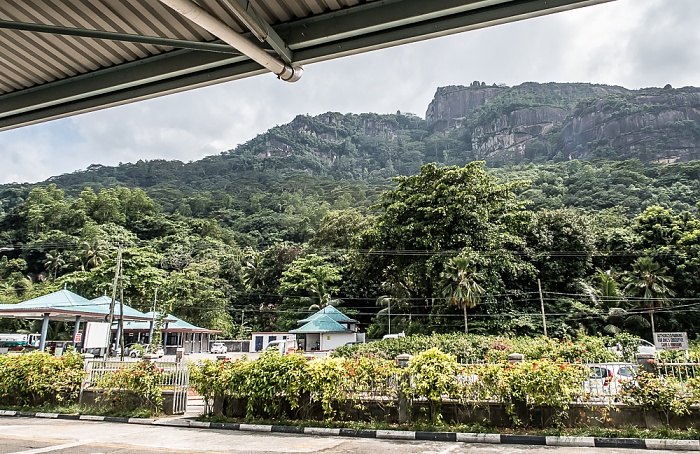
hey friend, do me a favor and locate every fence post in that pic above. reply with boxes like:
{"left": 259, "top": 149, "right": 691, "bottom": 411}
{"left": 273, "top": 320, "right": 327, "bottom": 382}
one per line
{"left": 396, "top": 354, "right": 412, "bottom": 423}
{"left": 637, "top": 353, "right": 655, "bottom": 373}
{"left": 79, "top": 354, "right": 94, "bottom": 405}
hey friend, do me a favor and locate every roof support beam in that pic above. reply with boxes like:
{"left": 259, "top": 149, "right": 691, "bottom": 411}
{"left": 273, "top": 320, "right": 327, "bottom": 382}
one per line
{"left": 0, "top": 0, "right": 612, "bottom": 132}
{"left": 0, "top": 19, "right": 241, "bottom": 55}
{"left": 158, "top": 0, "right": 302, "bottom": 81}
{"left": 224, "top": 0, "right": 293, "bottom": 63}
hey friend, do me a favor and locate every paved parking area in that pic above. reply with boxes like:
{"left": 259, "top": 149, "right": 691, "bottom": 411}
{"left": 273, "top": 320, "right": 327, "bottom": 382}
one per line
{"left": 0, "top": 418, "right": 689, "bottom": 454}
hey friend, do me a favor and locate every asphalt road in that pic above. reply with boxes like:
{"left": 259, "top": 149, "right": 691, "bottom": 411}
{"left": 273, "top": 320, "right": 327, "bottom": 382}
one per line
{"left": 0, "top": 418, "right": 687, "bottom": 454}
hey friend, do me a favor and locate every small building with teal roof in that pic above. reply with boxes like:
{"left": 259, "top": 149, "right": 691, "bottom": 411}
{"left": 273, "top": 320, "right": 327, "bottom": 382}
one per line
{"left": 290, "top": 306, "right": 364, "bottom": 352}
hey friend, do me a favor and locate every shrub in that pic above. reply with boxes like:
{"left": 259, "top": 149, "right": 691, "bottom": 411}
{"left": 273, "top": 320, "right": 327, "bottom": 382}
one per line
{"left": 243, "top": 351, "right": 307, "bottom": 419}
{"left": 95, "top": 360, "right": 164, "bottom": 412}
{"left": 477, "top": 359, "right": 588, "bottom": 426}
{"left": 620, "top": 371, "right": 691, "bottom": 426}
{"left": 0, "top": 350, "right": 83, "bottom": 407}
{"left": 404, "top": 348, "right": 460, "bottom": 423}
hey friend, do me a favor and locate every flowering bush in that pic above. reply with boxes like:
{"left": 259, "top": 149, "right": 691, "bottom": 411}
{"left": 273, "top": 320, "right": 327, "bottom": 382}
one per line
{"left": 0, "top": 350, "right": 83, "bottom": 407}
{"left": 620, "top": 371, "right": 691, "bottom": 425}
{"left": 476, "top": 359, "right": 588, "bottom": 425}
{"left": 404, "top": 348, "right": 460, "bottom": 423}
{"left": 95, "top": 360, "right": 164, "bottom": 412}
{"left": 333, "top": 333, "right": 618, "bottom": 363}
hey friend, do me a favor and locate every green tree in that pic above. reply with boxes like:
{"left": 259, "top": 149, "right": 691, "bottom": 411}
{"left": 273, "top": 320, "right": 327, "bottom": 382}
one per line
{"left": 43, "top": 250, "right": 65, "bottom": 281}
{"left": 361, "top": 162, "right": 532, "bottom": 333}
{"left": 279, "top": 254, "right": 342, "bottom": 317}
{"left": 623, "top": 257, "right": 675, "bottom": 336}
{"left": 440, "top": 256, "right": 485, "bottom": 334}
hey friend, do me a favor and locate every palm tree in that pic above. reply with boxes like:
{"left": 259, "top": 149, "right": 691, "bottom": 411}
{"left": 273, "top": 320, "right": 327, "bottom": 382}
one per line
{"left": 623, "top": 257, "right": 675, "bottom": 336}
{"left": 580, "top": 268, "right": 629, "bottom": 334}
{"left": 43, "top": 250, "right": 65, "bottom": 281}
{"left": 440, "top": 256, "right": 485, "bottom": 334}
{"left": 305, "top": 283, "right": 342, "bottom": 311}
{"left": 81, "top": 241, "right": 108, "bottom": 269}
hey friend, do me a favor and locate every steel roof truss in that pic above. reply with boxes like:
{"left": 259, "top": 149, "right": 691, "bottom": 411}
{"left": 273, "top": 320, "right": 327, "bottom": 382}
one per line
{"left": 224, "top": 0, "right": 293, "bottom": 63}
{"left": 0, "top": 19, "right": 241, "bottom": 55}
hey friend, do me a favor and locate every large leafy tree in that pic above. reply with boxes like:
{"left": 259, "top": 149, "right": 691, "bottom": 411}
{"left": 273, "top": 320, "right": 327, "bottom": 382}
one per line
{"left": 361, "top": 162, "right": 533, "bottom": 333}
{"left": 279, "top": 254, "right": 342, "bottom": 307}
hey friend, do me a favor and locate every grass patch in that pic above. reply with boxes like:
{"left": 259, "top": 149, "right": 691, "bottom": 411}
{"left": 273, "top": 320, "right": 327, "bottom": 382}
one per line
{"left": 0, "top": 404, "right": 156, "bottom": 419}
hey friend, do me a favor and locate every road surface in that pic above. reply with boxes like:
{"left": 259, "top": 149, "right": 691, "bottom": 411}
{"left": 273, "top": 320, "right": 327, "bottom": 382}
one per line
{"left": 0, "top": 417, "right": 686, "bottom": 454}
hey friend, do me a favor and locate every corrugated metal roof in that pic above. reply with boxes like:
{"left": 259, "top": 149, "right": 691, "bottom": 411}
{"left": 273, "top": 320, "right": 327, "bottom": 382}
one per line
{"left": 0, "top": 289, "right": 109, "bottom": 320}
{"left": 290, "top": 314, "right": 351, "bottom": 333}
{"left": 90, "top": 295, "right": 149, "bottom": 320}
{"left": 0, "top": 0, "right": 612, "bottom": 131}
{"left": 298, "top": 305, "right": 357, "bottom": 324}
{"left": 118, "top": 312, "right": 219, "bottom": 333}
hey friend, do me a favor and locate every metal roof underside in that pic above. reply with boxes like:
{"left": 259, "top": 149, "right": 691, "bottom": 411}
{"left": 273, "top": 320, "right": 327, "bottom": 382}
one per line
{"left": 0, "top": 0, "right": 611, "bottom": 131}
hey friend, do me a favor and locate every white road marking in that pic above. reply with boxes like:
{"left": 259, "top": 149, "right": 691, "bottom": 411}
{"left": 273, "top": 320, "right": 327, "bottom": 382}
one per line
{"left": 8, "top": 440, "right": 88, "bottom": 454}
{"left": 435, "top": 445, "right": 460, "bottom": 454}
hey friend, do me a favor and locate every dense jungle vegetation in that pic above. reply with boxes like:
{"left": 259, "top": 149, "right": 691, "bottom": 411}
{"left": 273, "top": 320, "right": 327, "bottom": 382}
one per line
{"left": 2, "top": 83, "right": 700, "bottom": 340}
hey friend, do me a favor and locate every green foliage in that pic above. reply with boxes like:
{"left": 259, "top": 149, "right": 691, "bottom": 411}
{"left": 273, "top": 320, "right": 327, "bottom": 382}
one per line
{"left": 94, "top": 360, "right": 164, "bottom": 412}
{"left": 0, "top": 351, "right": 84, "bottom": 407}
{"left": 620, "top": 371, "right": 691, "bottom": 425}
{"left": 405, "top": 348, "right": 459, "bottom": 423}
{"left": 477, "top": 360, "right": 588, "bottom": 425}
{"left": 243, "top": 351, "right": 308, "bottom": 418}
{"left": 333, "top": 333, "right": 618, "bottom": 363}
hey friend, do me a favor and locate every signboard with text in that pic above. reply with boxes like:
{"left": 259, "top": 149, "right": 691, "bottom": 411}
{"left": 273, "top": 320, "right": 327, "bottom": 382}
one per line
{"left": 654, "top": 332, "right": 688, "bottom": 350}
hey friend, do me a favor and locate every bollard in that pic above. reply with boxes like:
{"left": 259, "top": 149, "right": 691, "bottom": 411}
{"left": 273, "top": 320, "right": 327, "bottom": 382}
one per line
{"left": 395, "top": 354, "right": 413, "bottom": 423}
{"left": 636, "top": 353, "right": 656, "bottom": 373}
{"left": 507, "top": 352, "right": 524, "bottom": 363}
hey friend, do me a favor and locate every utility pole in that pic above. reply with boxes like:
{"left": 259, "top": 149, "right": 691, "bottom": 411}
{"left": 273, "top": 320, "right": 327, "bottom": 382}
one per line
{"left": 148, "top": 287, "right": 158, "bottom": 345}
{"left": 388, "top": 299, "right": 391, "bottom": 335}
{"left": 118, "top": 255, "right": 125, "bottom": 360}
{"left": 107, "top": 244, "right": 123, "bottom": 355}
{"left": 538, "top": 278, "right": 547, "bottom": 337}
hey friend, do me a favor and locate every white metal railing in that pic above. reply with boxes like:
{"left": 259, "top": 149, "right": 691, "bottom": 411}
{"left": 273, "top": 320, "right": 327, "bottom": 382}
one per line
{"left": 81, "top": 358, "right": 189, "bottom": 414}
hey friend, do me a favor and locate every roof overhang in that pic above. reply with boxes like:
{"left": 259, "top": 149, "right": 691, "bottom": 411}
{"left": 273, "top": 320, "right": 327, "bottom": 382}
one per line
{"left": 0, "top": 0, "right": 613, "bottom": 132}
{"left": 0, "top": 308, "right": 111, "bottom": 322}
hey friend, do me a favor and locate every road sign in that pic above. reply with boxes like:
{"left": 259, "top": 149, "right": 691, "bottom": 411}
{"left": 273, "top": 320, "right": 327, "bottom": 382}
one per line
{"left": 74, "top": 332, "right": 82, "bottom": 343}
{"left": 654, "top": 332, "right": 688, "bottom": 350}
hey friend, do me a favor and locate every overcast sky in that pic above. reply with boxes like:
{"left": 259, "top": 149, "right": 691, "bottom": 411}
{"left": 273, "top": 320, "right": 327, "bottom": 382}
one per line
{"left": 1, "top": 0, "right": 699, "bottom": 185}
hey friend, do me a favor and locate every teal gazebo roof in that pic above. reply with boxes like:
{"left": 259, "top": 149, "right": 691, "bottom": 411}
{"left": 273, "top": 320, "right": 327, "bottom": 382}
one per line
{"left": 90, "top": 296, "right": 151, "bottom": 320}
{"left": 297, "top": 305, "right": 358, "bottom": 324}
{"left": 290, "top": 314, "right": 352, "bottom": 334}
{"left": 0, "top": 289, "right": 110, "bottom": 321}
{"left": 116, "top": 312, "right": 219, "bottom": 334}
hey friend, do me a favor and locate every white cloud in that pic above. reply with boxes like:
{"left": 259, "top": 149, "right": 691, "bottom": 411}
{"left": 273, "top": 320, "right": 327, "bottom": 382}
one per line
{"left": 1, "top": 0, "right": 699, "bottom": 184}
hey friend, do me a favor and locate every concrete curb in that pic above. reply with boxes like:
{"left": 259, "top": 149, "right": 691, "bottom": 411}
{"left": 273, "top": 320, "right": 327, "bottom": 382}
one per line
{"left": 1, "top": 411, "right": 698, "bottom": 451}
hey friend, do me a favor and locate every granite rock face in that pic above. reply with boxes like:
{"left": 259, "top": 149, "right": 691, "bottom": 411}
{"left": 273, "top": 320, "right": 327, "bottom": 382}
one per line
{"left": 425, "top": 83, "right": 700, "bottom": 164}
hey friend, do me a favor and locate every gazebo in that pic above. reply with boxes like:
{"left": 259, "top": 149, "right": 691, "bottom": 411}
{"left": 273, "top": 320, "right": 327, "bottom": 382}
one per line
{"left": 117, "top": 312, "right": 220, "bottom": 354}
{"left": 291, "top": 306, "right": 364, "bottom": 351}
{"left": 0, "top": 288, "right": 153, "bottom": 352}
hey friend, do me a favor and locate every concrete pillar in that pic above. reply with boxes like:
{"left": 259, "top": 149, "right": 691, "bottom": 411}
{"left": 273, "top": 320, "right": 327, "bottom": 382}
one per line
{"left": 148, "top": 320, "right": 154, "bottom": 345}
{"left": 38, "top": 313, "right": 50, "bottom": 352}
{"left": 72, "top": 315, "right": 81, "bottom": 350}
{"left": 199, "top": 333, "right": 203, "bottom": 353}
{"left": 114, "top": 324, "right": 121, "bottom": 352}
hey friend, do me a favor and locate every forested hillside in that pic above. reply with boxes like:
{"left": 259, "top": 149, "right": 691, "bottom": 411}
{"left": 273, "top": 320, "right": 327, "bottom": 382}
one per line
{"left": 1, "top": 82, "right": 700, "bottom": 341}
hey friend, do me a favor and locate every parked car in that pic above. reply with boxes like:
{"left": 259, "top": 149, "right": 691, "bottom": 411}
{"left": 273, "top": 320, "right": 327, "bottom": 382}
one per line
{"left": 584, "top": 362, "right": 638, "bottom": 399}
{"left": 130, "top": 344, "right": 164, "bottom": 358}
{"left": 608, "top": 338, "right": 656, "bottom": 358}
{"left": 211, "top": 342, "right": 227, "bottom": 354}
